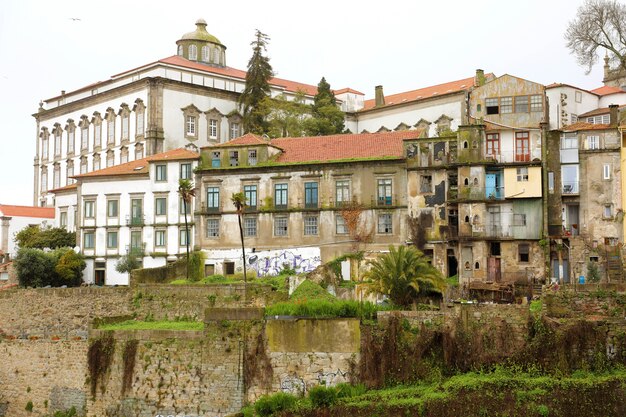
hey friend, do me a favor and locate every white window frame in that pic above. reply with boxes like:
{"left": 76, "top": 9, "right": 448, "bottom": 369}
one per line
{"left": 155, "top": 230, "right": 166, "bottom": 247}
{"left": 244, "top": 217, "right": 257, "bottom": 237}
{"left": 206, "top": 218, "right": 220, "bottom": 238}
{"left": 186, "top": 115, "right": 196, "bottom": 136}
{"left": 587, "top": 135, "right": 599, "bottom": 150}
{"left": 603, "top": 164, "right": 611, "bottom": 180}
{"left": 304, "top": 215, "right": 318, "bottom": 236}
{"left": 155, "top": 164, "right": 167, "bottom": 181}
{"left": 274, "top": 216, "right": 288, "bottom": 236}
{"left": 84, "top": 200, "right": 95, "bottom": 218}
{"left": 516, "top": 167, "right": 529, "bottom": 182}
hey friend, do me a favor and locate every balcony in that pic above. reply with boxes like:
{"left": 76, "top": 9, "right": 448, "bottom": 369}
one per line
{"left": 562, "top": 181, "right": 579, "bottom": 195}
{"left": 371, "top": 195, "right": 398, "bottom": 207}
{"left": 201, "top": 202, "right": 221, "bottom": 213}
{"left": 562, "top": 224, "right": 580, "bottom": 236}
{"left": 126, "top": 215, "right": 145, "bottom": 226}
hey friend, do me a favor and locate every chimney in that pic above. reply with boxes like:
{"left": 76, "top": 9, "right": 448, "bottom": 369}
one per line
{"left": 375, "top": 85, "right": 385, "bottom": 107}
{"left": 475, "top": 69, "right": 485, "bottom": 87}
{"left": 609, "top": 104, "right": 619, "bottom": 127}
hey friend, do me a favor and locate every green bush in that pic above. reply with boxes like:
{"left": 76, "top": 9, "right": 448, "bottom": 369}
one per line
{"left": 265, "top": 299, "right": 382, "bottom": 319}
{"left": 254, "top": 392, "right": 298, "bottom": 417}
{"left": 309, "top": 385, "right": 338, "bottom": 408}
{"left": 335, "top": 383, "right": 367, "bottom": 398}
{"left": 25, "top": 401, "right": 33, "bottom": 412}
{"left": 291, "top": 280, "right": 336, "bottom": 302}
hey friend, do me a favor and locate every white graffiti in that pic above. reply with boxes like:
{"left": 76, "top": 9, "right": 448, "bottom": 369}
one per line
{"left": 280, "top": 374, "right": 307, "bottom": 395}
{"left": 250, "top": 250, "right": 321, "bottom": 277}
{"left": 317, "top": 369, "right": 349, "bottom": 387}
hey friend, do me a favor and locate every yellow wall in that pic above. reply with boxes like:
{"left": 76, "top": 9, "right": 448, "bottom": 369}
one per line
{"left": 504, "top": 166, "right": 542, "bottom": 198}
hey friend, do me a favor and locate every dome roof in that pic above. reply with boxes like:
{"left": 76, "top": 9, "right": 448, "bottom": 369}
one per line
{"left": 178, "top": 19, "right": 223, "bottom": 45}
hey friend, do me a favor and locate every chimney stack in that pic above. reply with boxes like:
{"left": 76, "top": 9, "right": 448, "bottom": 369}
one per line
{"left": 475, "top": 69, "right": 485, "bottom": 87}
{"left": 375, "top": 85, "right": 385, "bottom": 107}
{"left": 609, "top": 104, "right": 619, "bottom": 127}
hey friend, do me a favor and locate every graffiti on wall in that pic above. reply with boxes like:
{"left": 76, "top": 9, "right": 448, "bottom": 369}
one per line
{"left": 249, "top": 250, "right": 321, "bottom": 277}
{"left": 317, "top": 369, "right": 349, "bottom": 387}
{"left": 280, "top": 374, "right": 307, "bottom": 395}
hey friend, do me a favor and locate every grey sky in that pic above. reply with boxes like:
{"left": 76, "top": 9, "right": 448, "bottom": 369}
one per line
{"left": 0, "top": 0, "right": 608, "bottom": 205}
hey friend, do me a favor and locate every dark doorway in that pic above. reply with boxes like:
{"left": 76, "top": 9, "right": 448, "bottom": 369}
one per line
{"left": 224, "top": 261, "right": 235, "bottom": 275}
{"left": 94, "top": 269, "right": 105, "bottom": 286}
{"left": 447, "top": 248, "right": 458, "bottom": 277}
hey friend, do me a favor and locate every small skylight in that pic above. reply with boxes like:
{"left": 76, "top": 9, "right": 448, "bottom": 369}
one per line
{"left": 460, "top": 84, "right": 466, "bottom": 88}
{"left": 133, "top": 166, "right": 144, "bottom": 171}
{"left": 432, "top": 92, "right": 438, "bottom": 95}
{"left": 402, "top": 99, "right": 407, "bottom": 102}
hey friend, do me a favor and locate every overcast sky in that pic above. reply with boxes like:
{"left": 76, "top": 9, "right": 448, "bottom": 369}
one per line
{"left": 0, "top": 0, "right": 610, "bottom": 206}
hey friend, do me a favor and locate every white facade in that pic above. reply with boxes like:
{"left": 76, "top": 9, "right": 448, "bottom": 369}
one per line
{"left": 54, "top": 150, "right": 200, "bottom": 286}
{"left": 546, "top": 85, "right": 626, "bottom": 130}
{"left": 0, "top": 206, "right": 55, "bottom": 257}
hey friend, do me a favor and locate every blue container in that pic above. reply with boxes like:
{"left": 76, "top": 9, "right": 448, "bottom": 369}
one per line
{"left": 579, "top": 275, "right": 585, "bottom": 284}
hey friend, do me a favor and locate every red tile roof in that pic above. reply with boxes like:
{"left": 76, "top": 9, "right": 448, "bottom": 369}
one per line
{"left": 0, "top": 205, "right": 55, "bottom": 218}
{"left": 49, "top": 183, "right": 77, "bottom": 194}
{"left": 74, "top": 148, "right": 200, "bottom": 179}
{"left": 578, "top": 104, "right": 626, "bottom": 118}
{"left": 361, "top": 75, "right": 482, "bottom": 111}
{"left": 334, "top": 88, "right": 365, "bottom": 95}
{"left": 561, "top": 122, "right": 612, "bottom": 132}
{"left": 268, "top": 130, "right": 422, "bottom": 163}
{"left": 212, "top": 133, "right": 273, "bottom": 148}
{"left": 591, "top": 85, "right": 625, "bottom": 96}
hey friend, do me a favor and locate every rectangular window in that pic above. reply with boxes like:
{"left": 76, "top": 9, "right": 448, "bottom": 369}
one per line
{"left": 562, "top": 164, "right": 579, "bottom": 194}
{"left": 244, "top": 217, "right": 257, "bottom": 237}
{"left": 485, "top": 97, "right": 499, "bottom": 114}
{"left": 518, "top": 243, "right": 530, "bottom": 262}
{"left": 515, "top": 131, "right": 530, "bottom": 162}
{"left": 571, "top": 114, "right": 578, "bottom": 124}
{"left": 206, "top": 218, "right": 219, "bottom": 237}
{"left": 53, "top": 167, "right": 60, "bottom": 189}
{"left": 155, "top": 164, "right": 167, "bottom": 181}
{"left": 155, "top": 197, "right": 167, "bottom": 216}
{"left": 377, "top": 179, "right": 393, "bottom": 205}
{"left": 93, "top": 156, "right": 101, "bottom": 171}
{"left": 107, "top": 231, "right": 118, "bottom": 249}
{"left": 209, "top": 119, "right": 218, "bottom": 139}
{"left": 378, "top": 213, "right": 393, "bottom": 234}
{"left": 179, "top": 229, "right": 189, "bottom": 246}
{"left": 587, "top": 115, "right": 610, "bottom": 124}
{"left": 514, "top": 95, "right": 529, "bottom": 113}
{"left": 230, "top": 123, "right": 240, "bottom": 139}
{"left": 304, "top": 182, "right": 318, "bottom": 208}
{"left": 604, "top": 204, "right": 613, "bottom": 218}
{"left": 516, "top": 167, "right": 529, "bottom": 182}
{"left": 121, "top": 115, "right": 129, "bottom": 140}
{"left": 134, "top": 147, "right": 143, "bottom": 160}
{"left": 83, "top": 232, "right": 94, "bottom": 249}
{"left": 229, "top": 151, "right": 239, "bottom": 167}
{"left": 136, "top": 112, "right": 144, "bottom": 135}
{"left": 561, "top": 135, "right": 578, "bottom": 149}
{"left": 55, "top": 134, "right": 62, "bottom": 156}
{"left": 179, "top": 197, "right": 191, "bottom": 215}
{"left": 106, "top": 152, "right": 114, "bottom": 167}
{"left": 130, "top": 230, "right": 143, "bottom": 251}
{"left": 304, "top": 215, "right": 318, "bottom": 236}
{"left": 107, "top": 119, "right": 115, "bottom": 144}
{"left": 486, "top": 133, "right": 500, "bottom": 156}
{"left": 530, "top": 95, "right": 543, "bottom": 112}
{"left": 107, "top": 200, "right": 118, "bottom": 217}
{"left": 81, "top": 127, "right": 89, "bottom": 150}
{"left": 587, "top": 135, "right": 599, "bottom": 150}
{"left": 513, "top": 214, "right": 527, "bottom": 226}
{"left": 130, "top": 198, "right": 143, "bottom": 225}
{"left": 84, "top": 200, "right": 95, "bottom": 218}
{"left": 67, "top": 130, "right": 75, "bottom": 153}
{"left": 42, "top": 138, "right": 49, "bottom": 160}
{"left": 274, "top": 183, "right": 288, "bottom": 209}
{"left": 500, "top": 97, "right": 513, "bottom": 114}
{"left": 244, "top": 185, "right": 257, "bottom": 209}
{"left": 420, "top": 175, "right": 433, "bottom": 194}
{"left": 548, "top": 171, "right": 554, "bottom": 193}
{"left": 603, "top": 164, "right": 611, "bottom": 180}
{"left": 60, "top": 211, "right": 67, "bottom": 228}
{"left": 66, "top": 165, "right": 74, "bottom": 186}
{"left": 335, "top": 180, "right": 351, "bottom": 206}
{"left": 154, "top": 230, "right": 166, "bottom": 247}
{"left": 180, "top": 163, "right": 192, "bottom": 180}
{"left": 80, "top": 159, "right": 88, "bottom": 174}
{"left": 274, "top": 216, "right": 288, "bottom": 236}
{"left": 94, "top": 124, "right": 102, "bottom": 148}
{"left": 186, "top": 116, "right": 196, "bottom": 136}
{"left": 575, "top": 91, "right": 582, "bottom": 103}
{"left": 248, "top": 149, "right": 257, "bottom": 166}
{"left": 336, "top": 215, "right": 348, "bottom": 234}
{"left": 206, "top": 187, "right": 220, "bottom": 211}
{"left": 211, "top": 151, "right": 221, "bottom": 168}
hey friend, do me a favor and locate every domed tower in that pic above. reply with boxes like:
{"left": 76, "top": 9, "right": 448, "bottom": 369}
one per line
{"left": 176, "top": 19, "right": 227, "bottom": 67}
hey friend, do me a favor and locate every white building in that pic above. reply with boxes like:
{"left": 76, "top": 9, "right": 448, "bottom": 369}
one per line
{"left": 52, "top": 148, "right": 200, "bottom": 285}
{"left": 34, "top": 19, "right": 320, "bottom": 207}
{"left": 0, "top": 204, "right": 55, "bottom": 258}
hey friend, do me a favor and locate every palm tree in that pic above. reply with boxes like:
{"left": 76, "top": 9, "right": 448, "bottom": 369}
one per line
{"left": 231, "top": 192, "right": 248, "bottom": 288}
{"left": 178, "top": 179, "right": 195, "bottom": 280}
{"left": 365, "top": 245, "right": 446, "bottom": 307}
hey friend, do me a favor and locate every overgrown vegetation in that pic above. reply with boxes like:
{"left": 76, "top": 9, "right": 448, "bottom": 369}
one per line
{"left": 121, "top": 340, "right": 138, "bottom": 395}
{"left": 14, "top": 247, "right": 85, "bottom": 287}
{"left": 97, "top": 320, "right": 203, "bottom": 331}
{"left": 87, "top": 334, "right": 116, "bottom": 397}
{"left": 14, "top": 224, "right": 75, "bottom": 250}
{"left": 115, "top": 248, "right": 144, "bottom": 274}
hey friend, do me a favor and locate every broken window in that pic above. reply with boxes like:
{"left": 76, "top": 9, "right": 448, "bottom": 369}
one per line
{"left": 517, "top": 167, "right": 529, "bottom": 182}
{"left": 486, "top": 98, "right": 499, "bottom": 115}
{"left": 518, "top": 243, "right": 530, "bottom": 262}
{"left": 420, "top": 175, "right": 433, "bottom": 193}
{"left": 491, "top": 242, "right": 501, "bottom": 256}
{"left": 229, "top": 150, "right": 239, "bottom": 167}
{"left": 513, "top": 214, "right": 527, "bottom": 226}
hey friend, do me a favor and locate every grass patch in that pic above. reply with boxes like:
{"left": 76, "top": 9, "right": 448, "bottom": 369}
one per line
{"left": 291, "top": 280, "right": 337, "bottom": 302}
{"left": 530, "top": 299, "right": 542, "bottom": 315}
{"left": 266, "top": 299, "right": 386, "bottom": 319}
{"left": 97, "top": 320, "right": 203, "bottom": 331}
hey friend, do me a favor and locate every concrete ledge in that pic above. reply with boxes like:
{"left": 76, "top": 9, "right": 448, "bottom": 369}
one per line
{"left": 89, "top": 328, "right": 205, "bottom": 341}
{"left": 266, "top": 318, "right": 360, "bottom": 353}
{"left": 205, "top": 307, "right": 265, "bottom": 321}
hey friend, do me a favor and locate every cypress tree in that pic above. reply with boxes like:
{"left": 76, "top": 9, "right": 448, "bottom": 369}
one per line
{"left": 306, "top": 77, "right": 345, "bottom": 136}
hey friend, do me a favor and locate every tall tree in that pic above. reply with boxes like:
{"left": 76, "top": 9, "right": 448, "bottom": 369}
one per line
{"left": 239, "top": 29, "right": 274, "bottom": 135}
{"left": 178, "top": 179, "right": 196, "bottom": 280}
{"left": 264, "top": 92, "right": 310, "bottom": 138}
{"left": 231, "top": 192, "right": 248, "bottom": 300}
{"left": 305, "top": 77, "right": 345, "bottom": 136}
{"left": 14, "top": 224, "right": 75, "bottom": 250}
{"left": 565, "top": 0, "right": 626, "bottom": 74}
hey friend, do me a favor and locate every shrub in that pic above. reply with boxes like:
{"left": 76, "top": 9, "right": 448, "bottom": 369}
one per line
{"left": 116, "top": 248, "right": 144, "bottom": 274}
{"left": 335, "top": 383, "right": 367, "bottom": 399}
{"left": 291, "top": 280, "right": 336, "bottom": 302}
{"left": 14, "top": 247, "right": 57, "bottom": 287}
{"left": 254, "top": 392, "right": 297, "bottom": 417}
{"left": 265, "top": 299, "right": 382, "bottom": 319}
{"left": 309, "top": 385, "right": 338, "bottom": 408}
{"left": 25, "top": 401, "right": 33, "bottom": 412}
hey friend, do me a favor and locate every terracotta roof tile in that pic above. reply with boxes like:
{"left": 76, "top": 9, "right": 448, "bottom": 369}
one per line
{"left": 578, "top": 104, "right": 626, "bottom": 118}
{"left": 561, "top": 122, "right": 612, "bottom": 132}
{"left": 74, "top": 148, "right": 199, "bottom": 179}
{"left": 591, "top": 85, "right": 625, "bottom": 96}
{"left": 361, "top": 75, "right": 484, "bottom": 111}
{"left": 0, "top": 205, "right": 55, "bottom": 218}
{"left": 268, "top": 130, "right": 422, "bottom": 164}
{"left": 334, "top": 88, "right": 365, "bottom": 95}
{"left": 49, "top": 183, "right": 77, "bottom": 194}
{"left": 212, "top": 133, "right": 272, "bottom": 148}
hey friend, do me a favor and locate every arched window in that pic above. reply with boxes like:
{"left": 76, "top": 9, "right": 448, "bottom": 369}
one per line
{"left": 189, "top": 45, "right": 197, "bottom": 60}
{"left": 202, "top": 46, "right": 209, "bottom": 62}
{"left": 463, "top": 141, "right": 468, "bottom": 149}
{"left": 464, "top": 178, "right": 469, "bottom": 186}
{"left": 464, "top": 215, "right": 470, "bottom": 223}
{"left": 214, "top": 48, "right": 220, "bottom": 64}
{"left": 473, "top": 178, "right": 479, "bottom": 186}
{"left": 475, "top": 262, "right": 480, "bottom": 269}
{"left": 177, "top": 45, "right": 183, "bottom": 56}
{"left": 473, "top": 215, "right": 480, "bottom": 225}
